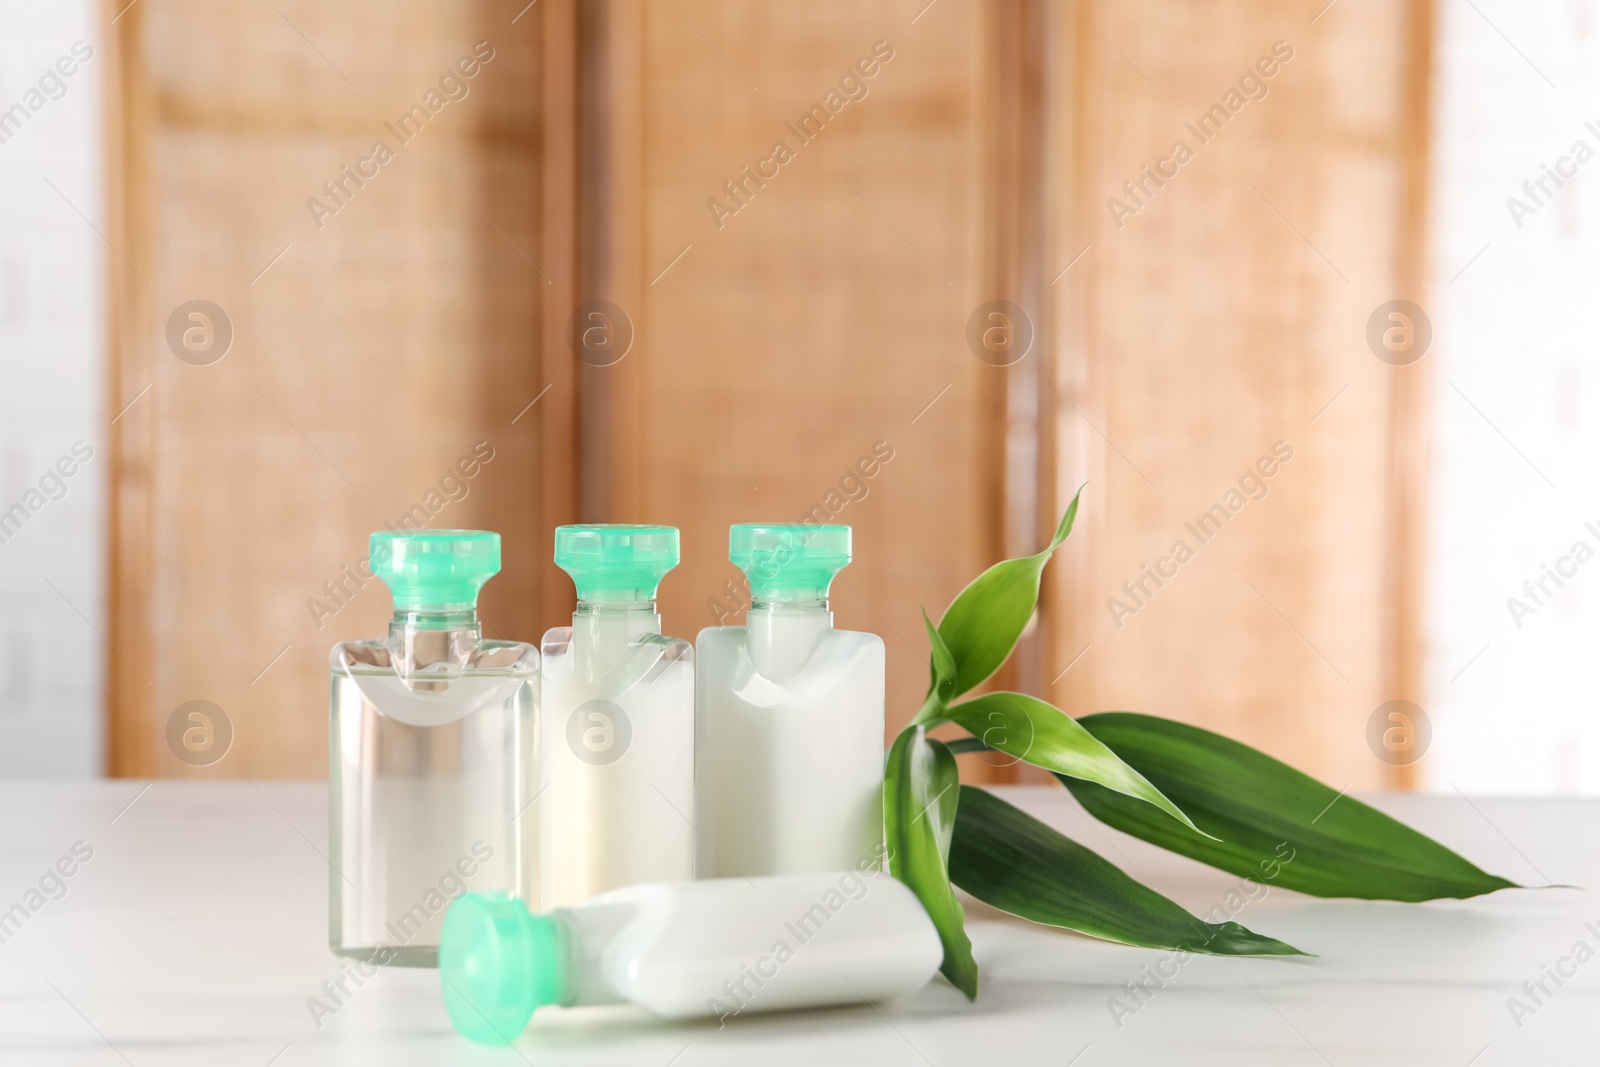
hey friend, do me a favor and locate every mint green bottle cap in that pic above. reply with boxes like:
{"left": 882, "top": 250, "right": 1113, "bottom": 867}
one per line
{"left": 554, "top": 524, "right": 679, "bottom": 602}
{"left": 730, "top": 523, "right": 851, "bottom": 599}
{"left": 370, "top": 530, "right": 500, "bottom": 610}
{"left": 439, "top": 892, "right": 567, "bottom": 1045}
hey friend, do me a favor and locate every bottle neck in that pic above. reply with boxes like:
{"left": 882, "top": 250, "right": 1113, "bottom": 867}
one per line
{"left": 390, "top": 605, "right": 479, "bottom": 632}
{"left": 547, "top": 902, "right": 634, "bottom": 1008}
{"left": 387, "top": 605, "right": 480, "bottom": 678}
{"left": 747, "top": 597, "right": 832, "bottom": 682}
{"left": 537, "top": 910, "right": 581, "bottom": 1007}
{"left": 572, "top": 600, "right": 661, "bottom": 678}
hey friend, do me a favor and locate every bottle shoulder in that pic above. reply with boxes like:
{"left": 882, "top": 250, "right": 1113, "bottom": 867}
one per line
{"left": 542, "top": 627, "right": 692, "bottom": 658}
{"left": 836, "top": 627, "right": 884, "bottom": 652}
{"left": 329, "top": 638, "right": 539, "bottom": 674}
{"left": 694, "top": 625, "right": 741, "bottom": 653}
{"left": 482, "top": 638, "right": 541, "bottom": 662}
{"left": 696, "top": 626, "right": 883, "bottom": 659}
{"left": 541, "top": 627, "right": 691, "bottom": 700}
{"left": 540, "top": 625, "right": 571, "bottom": 656}
{"left": 698, "top": 629, "right": 884, "bottom": 708}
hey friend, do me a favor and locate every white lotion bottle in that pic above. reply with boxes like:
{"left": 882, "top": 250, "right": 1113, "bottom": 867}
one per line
{"left": 696, "top": 524, "right": 885, "bottom": 877}
{"left": 540, "top": 524, "right": 694, "bottom": 908}
{"left": 439, "top": 869, "right": 941, "bottom": 1042}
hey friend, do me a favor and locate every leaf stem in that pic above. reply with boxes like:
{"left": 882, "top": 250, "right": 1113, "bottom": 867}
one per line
{"left": 911, "top": 690, "right": 946, "bottom": 728}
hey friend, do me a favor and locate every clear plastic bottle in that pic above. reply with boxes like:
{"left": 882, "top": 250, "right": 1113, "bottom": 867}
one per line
{"left": 438, "top": 870, "right": 941, "bottom": 1042}
{"left": 540, "top": 524, "right": 694, "bottom": 908}
{"left": 696, "top": 524, "right": 885, "bottom": 876}
{"left": 329, "top": 530, "right": 538, "bottom": 966}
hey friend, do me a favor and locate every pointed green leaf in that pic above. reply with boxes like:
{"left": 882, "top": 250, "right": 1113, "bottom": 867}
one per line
{"left": 949, "top": 786, "right": 1306, "bottom": 955}
{"left": 1066, "top": 713, "right": 1521, "bottom": 901}
{"left": 1047, "top": 488, "right": 1083, "bottom": 548}
{"left": 923, "top": 604, "right": 957, "bottom": 707}
{"left": 884, "top": 726, "right": 977, "bottom": 997}
{"left": 934, "top": 487, "right": 1082, "bottom": 698}
{"left": 938, "top": 693, "right": 1212, "bottom": 839}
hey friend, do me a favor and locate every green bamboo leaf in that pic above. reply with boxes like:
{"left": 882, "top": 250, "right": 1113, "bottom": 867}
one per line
{"left": 938, "top": 693, "right": 1213, "bottom": 840}
{"left": 949, "top": 786, "right": 1306, "bottom": 956}
{"left": 934, "top": 487, "right": 1082, "bottom": 698}
{"left": 884, "top": 725, "right": 977, "bottom": 997}
{"left": 922, "top": 605, "right": 957, "bottom": 708}
{"left": 1066, "top": 713, "right": 1521, "bottom": 901}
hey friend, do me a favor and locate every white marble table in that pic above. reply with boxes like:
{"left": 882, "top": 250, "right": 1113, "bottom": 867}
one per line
{"left": 0, "top": 782, "right": 1590, "bottom": 1065}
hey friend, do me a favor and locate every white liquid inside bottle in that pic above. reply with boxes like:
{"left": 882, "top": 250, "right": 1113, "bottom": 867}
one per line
{"left": 539, "top": 525, "right": 695, "bottom": 909}
{"left": 696, "top": 524, "right": 885, "bottom": 876}
{"left": 439, "top": 869, "right": 942, "bottom": 1042}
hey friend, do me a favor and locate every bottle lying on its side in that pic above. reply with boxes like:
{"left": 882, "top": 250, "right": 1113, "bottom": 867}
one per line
{"left": 438, "top": 869, "right": 942, "bottom": 1043}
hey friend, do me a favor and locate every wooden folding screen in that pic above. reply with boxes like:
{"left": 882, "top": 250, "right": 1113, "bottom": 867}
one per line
{"left": 1046, "top": 0, "right": 1434, "bottom": 789}
{"left": 106, "top": 0, "right": 578, "bottom": 775}
{"left": 568, "top": 0, "right": 1029, "bottom": 782}
{"left": 107, "top": 0, "right": 1431, "bottom": 787}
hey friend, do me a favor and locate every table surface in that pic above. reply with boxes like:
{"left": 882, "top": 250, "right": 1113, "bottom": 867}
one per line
{"left": 0, "top": 782, "right": 1591, "bottom": 1066}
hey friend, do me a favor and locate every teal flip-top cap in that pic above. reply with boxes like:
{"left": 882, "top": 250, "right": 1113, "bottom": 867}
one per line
{"left": 370, "top": 530, "right": 500, "bottom": 610}
{"left": 730, "top": 523, "right": 851, "bottom": 600}
{"left": 554, "top": 524, "right": 679, "bottom": 602}
{"left": 439, "top": 892, "right": 567, "bottom": 1045}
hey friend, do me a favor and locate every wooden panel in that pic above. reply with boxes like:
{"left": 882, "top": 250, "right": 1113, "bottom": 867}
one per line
{"left": 106, "top": 0, "right": 1433, "bottom": 788}
{"left": 1047, "top": 0, "right": 1434, "bottom": 789}
{"left": 107, "top": 1, "right": 576, "bottom": 776}
{"left": 1381, "top": 0, "right": 1435, "bottom": 791}
{"left": 578, "top": 0, "right": 1013, "bottom": 756}
{"left": 104, "top": 0, "right": 155, "bottom": 780}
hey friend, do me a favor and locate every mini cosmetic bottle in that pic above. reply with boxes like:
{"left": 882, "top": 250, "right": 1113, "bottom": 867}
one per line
{"left": 329, "top": 530, "right": 539, "bottom": 966}
{"left": 540, "top": 524, "right": 694, "bottom": 908}
{"left": 439, "top": 870, "right": 940, "bottom": 1042}
{"left": 696, "top": 524, "right": 886, "bottom": 877}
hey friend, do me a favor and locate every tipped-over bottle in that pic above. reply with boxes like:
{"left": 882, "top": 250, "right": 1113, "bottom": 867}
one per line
{"left": 439, "top": 869, "right": 940, "bottom": 1042}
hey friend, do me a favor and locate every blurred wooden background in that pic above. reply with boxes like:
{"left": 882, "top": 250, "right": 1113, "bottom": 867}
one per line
{"left": 1047, "top": 0, "right": 1433, "bottom": 793}
{"left": 105, "top": 0, "right": 1432, "bottom": 789}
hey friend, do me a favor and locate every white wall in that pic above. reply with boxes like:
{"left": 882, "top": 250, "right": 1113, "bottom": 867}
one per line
{"left": 0, "top": 0, "right": 104, "bottom": 775}
{"left": 1427, "top": 0, "right": 1600, "bottom": 793}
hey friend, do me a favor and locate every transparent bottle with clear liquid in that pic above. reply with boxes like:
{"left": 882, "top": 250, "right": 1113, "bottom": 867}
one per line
{"left": 695, "top": 524, "right": 885, "bottom": 876}
{"left": 329, "top": 530, "right": 539, "bottom": 966}
{"left": 540, "top": 524, "right": 694, "bottom": 909}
